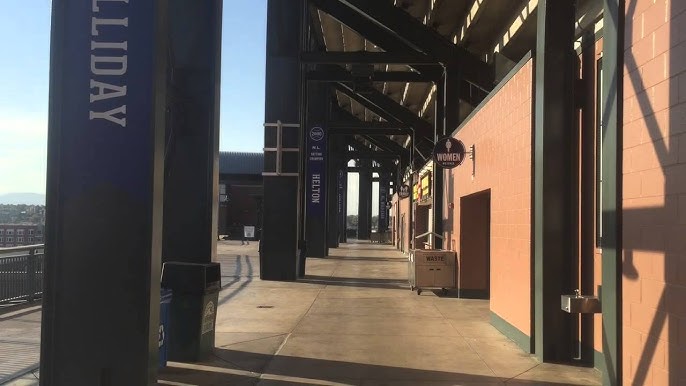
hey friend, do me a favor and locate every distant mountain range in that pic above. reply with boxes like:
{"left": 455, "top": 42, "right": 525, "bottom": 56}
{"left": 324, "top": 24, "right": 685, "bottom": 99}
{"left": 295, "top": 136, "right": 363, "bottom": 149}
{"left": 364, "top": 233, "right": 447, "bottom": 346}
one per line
{"left": 0, "top": 193, "right": 46, "bottom": 205}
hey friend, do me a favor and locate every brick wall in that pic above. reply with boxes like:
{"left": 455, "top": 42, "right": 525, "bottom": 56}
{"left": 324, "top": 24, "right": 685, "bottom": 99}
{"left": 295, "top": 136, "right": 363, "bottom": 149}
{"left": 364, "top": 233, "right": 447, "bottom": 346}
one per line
{"left": 622, "top": 0, "right": 686, "bottom": 384}
{"left": 444, "top": 59, "right": 534, "bottom": 337}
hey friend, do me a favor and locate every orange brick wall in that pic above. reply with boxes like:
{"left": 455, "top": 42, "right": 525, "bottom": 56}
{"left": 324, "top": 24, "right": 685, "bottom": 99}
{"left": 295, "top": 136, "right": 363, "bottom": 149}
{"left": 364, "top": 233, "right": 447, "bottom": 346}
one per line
{"left": 622, "top": 0, "right": 686, "bottom": 385}
{"left": 443, "top": 59, "right": 534, "bottom": 336}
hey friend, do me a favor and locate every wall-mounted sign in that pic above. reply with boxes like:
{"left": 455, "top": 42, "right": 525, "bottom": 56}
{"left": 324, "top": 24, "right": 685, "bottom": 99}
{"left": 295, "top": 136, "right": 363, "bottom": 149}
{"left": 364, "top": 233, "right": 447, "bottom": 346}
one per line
{"left": 310, "top": 126, "right": 325, "bottom": 141}
{"left": 433, "top": 137, "right": 466, "bottom": 169}
{"left": 420, "top": 172, "right": 431, "bottom": 199}
{"left": 398, "top": 184, "right": 411, "bottom": 199}
{"left": 307, "top": 126, "right": 326, "bottom": 217}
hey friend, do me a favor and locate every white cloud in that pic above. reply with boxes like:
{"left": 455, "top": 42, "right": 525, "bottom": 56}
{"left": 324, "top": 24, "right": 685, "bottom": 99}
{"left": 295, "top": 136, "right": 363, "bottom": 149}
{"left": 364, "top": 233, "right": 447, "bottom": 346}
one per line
{"left": 0, "top": 112, "right": 48, "bottom": 195}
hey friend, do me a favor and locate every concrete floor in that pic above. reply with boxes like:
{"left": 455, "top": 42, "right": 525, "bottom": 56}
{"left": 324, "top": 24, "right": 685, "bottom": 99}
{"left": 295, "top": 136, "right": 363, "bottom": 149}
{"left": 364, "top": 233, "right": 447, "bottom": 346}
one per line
{"left": 158, "top": 241, "right": 602, "bottom": 386}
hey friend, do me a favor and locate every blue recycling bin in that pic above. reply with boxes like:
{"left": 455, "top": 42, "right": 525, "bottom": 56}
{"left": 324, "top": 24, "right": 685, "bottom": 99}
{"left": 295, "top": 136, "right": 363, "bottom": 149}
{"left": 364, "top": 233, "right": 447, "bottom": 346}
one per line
{"left": 159, "top": 288, "right": 173, "bottom": 367}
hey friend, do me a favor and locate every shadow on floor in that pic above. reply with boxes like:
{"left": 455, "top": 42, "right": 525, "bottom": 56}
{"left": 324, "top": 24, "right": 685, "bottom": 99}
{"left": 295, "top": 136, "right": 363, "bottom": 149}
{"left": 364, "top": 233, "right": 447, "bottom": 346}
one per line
{"left": 298, "top": 275, "right": 407, "bottom": 290}
{"left": 158, "top": 348, "right": 595, "bottom": 386}
{"left": 321, "top": 256, "right": 404, "bottom": 263}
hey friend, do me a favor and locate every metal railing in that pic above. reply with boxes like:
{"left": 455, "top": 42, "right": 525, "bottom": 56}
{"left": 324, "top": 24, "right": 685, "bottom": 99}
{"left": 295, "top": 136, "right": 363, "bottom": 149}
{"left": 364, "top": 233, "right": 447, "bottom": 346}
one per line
{"left": 0, "top": 244, "right": 45, "bottom": 305}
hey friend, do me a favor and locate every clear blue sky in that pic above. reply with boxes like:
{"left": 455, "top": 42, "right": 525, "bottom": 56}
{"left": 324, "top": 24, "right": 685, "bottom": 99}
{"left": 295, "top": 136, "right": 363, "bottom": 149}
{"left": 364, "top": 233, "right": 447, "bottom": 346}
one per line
{"left": 0, "top": 1, "right": 266, "bottom": 195}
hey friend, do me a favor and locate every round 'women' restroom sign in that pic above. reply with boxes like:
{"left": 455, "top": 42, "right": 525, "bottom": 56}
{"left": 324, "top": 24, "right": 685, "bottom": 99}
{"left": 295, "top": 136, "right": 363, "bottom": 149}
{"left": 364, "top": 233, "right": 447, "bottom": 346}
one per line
{"left": 432, "top": 137, "right": 466, "bottom": 169}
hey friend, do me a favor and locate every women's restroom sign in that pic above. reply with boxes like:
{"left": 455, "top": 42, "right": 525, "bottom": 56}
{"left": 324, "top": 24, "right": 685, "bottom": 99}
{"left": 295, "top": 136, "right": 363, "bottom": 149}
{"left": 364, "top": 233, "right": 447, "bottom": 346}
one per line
{"left": 433, "top": 137, "right": 466, "bottom": 169}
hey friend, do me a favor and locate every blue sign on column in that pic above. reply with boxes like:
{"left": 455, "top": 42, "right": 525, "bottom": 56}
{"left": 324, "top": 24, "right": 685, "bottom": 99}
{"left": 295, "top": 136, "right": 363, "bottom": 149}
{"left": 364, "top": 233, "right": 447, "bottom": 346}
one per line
{"left": 307, "top": 126, "right": 326, "bottom": 217}
{"left": 55, "top": 0, "right": 159, "bottom": 201}
{"left": 337, "top": 170, "right": 345, "bottom": 216}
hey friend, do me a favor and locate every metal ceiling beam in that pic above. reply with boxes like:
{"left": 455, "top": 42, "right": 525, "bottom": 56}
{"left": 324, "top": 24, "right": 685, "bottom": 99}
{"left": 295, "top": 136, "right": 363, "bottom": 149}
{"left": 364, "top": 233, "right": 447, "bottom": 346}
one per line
{"left": 333, "top": 86, "right": 404, "bottom": 125}
{"left": 454, "top": 0, "right": 488, "bottom": 45}
{"left": 311, "top": 0, "right": 439, "bottom": 77}
{"left": 492, "top": 0, "right": 538, "bottom": 54}
{"left": 307, "top": 68, "right": 437, "bottom": 82}
{"left": 333, "top": 0, "right": 494, "bottom": 91}
{"left": 345, "top": 151, "right": 400, "bottom": 159}
{"left": 330, "top": 120, "right": 409, "bottom": 129}
{"left": 335, "top": 82, "right": 433, "bottom": 142}
{"left": 329, "top": 127, "right": 411, "bottom": 135}
{"left": 361, "top": 135, "right": 410, "bottom": 157}
{"left": 301, "top": 51, "right": 439, "bottom": 65}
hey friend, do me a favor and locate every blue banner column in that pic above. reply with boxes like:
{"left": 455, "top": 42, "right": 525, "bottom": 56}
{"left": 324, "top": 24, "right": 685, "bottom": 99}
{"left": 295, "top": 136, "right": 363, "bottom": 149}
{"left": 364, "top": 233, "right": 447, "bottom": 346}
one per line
{"left": 162, "top": 0, "right": 222, "bottom": 264}
{"left": 261, "top": 0, "right": 304, "bottom": 280}
{"left": 41, "top": 1, "right": 167, "bottom": 384}
{"left": 304, "top": 79, "right": 329, "bottom": 258}
{"left": 379, "top": 172, "right": 389, "bottom": 232}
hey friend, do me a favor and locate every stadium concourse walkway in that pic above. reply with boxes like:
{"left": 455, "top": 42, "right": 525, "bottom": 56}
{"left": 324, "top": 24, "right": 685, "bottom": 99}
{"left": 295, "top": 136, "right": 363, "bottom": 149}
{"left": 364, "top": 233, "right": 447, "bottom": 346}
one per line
{"left": 3, "top": 241, "right": 601, "bottom": 385}
{"left": 157, "top": 240, "right": 601, "bottom": 386}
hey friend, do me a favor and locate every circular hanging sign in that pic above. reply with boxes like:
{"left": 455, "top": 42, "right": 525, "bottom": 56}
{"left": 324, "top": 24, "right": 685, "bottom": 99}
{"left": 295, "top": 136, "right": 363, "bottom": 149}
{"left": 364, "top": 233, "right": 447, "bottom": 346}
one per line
{"left": 398, "top": 184, "right": 411, "bottom": 199}
{"left": 310, "top": 126, "right": 325, "bottom": 141}
{"left": 433, "top": 137, "right": 466, "bottom": 169}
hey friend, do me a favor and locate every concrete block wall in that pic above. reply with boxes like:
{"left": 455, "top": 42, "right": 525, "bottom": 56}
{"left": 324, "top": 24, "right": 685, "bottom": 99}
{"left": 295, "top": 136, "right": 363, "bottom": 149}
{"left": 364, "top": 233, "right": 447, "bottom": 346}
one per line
{"left": 622, "top": 0, "right": 686, "bottom": 384}
{"left": 443, "top": 59, "right": 534, "bottom": 339}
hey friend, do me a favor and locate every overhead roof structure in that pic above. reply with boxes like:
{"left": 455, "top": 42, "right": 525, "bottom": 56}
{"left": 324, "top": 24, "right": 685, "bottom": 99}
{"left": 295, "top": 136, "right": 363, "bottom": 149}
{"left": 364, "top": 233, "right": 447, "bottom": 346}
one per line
{"left": 307, "top": 0, "right": 602, "bottom": 170}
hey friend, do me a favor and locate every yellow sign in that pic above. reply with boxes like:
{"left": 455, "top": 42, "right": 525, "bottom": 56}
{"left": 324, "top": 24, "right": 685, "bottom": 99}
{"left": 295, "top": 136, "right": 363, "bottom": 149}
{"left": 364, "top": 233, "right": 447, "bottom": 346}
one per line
{"left": 420, "top": 173, "right": 431, "bottom": 198}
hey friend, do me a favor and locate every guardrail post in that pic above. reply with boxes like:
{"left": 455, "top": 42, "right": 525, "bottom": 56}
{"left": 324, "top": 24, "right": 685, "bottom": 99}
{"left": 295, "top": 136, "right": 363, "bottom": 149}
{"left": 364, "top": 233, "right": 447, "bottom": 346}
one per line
{"left": 27, "top": 248, "right": 37, "bottom": 302}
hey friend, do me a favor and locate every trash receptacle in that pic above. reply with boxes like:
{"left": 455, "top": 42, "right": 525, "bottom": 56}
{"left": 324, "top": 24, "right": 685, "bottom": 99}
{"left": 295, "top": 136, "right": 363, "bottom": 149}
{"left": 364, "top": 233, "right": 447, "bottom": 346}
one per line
{"left": 159, "top": 288, "right": 173, "bottom": 367}
{"left": 161, "top": 262, "right": 221, "bottom": 362}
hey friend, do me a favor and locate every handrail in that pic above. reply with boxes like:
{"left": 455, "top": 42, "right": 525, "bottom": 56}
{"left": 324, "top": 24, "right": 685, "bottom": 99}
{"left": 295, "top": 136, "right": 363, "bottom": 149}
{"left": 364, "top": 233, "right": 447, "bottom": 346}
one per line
{"left": 0, "top": 244, "right": 45, "bottom": 305}
{"left": 0, "top": 244, "right": 45, "bottom": 255}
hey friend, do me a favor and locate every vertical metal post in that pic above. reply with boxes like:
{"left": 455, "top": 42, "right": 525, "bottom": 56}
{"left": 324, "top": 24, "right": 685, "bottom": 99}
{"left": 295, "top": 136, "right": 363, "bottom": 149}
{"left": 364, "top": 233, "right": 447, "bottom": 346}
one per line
{"left": 357, "top": 159, "right": 373, "bottom": 240}
{"left": 261, "top": 0, "right": 304, "bottom": 280}
{"left": 432, "top": 75, "right": 446, "bottom": 250}
{"left": 162, "top": 0, "right": 223, "bottom": 264}
{"left": 600, "top": 0, "right": 623, "bottom": 384}
{"left": 533, "top": 0, "right": 577, "bottom": 362}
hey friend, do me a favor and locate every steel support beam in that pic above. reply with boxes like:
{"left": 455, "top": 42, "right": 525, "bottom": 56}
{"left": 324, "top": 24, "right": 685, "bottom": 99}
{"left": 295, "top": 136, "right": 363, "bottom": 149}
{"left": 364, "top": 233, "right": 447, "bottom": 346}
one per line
{"left": 335, "top": 82, "right": 433, "bottom": 142}
{"left": 361, "top": 135, "right": 409, "bottom": 158}
{"left": 600, "top": 0, "right": 623, "bottom": 384}
{"left": 533, "top": 0, "right": 576, "bottom": 362}
{"left": 357, "top": 159, "right": 372, "bottom": 240}
{"left": 339, "top": 167, "right": 348, "bottom": 243}
{"left": 162, "top": 0, "right": 223, "bottom": 265}
{"left": 332, "top": 0, "right": 494, "bottom": 91}
{"left": 329, "top": 121, "right": 410, "bottom": 130}
{"left": 260, "top": 0, "right": 304, "bottom": 281}
{"left": 330, "top": 127, "right": 412, "bottom": 136}
{"left": 301, "top": 51, "right": 439, "bottom": 65}
{"left": 311, "top": 0, "right": 439, "bottom": 78}
{"left": 432, "top": 76, "right": 446, "bottom": 250}
{"left": 308, "top": 69, "right": 437, "bottom": 83}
